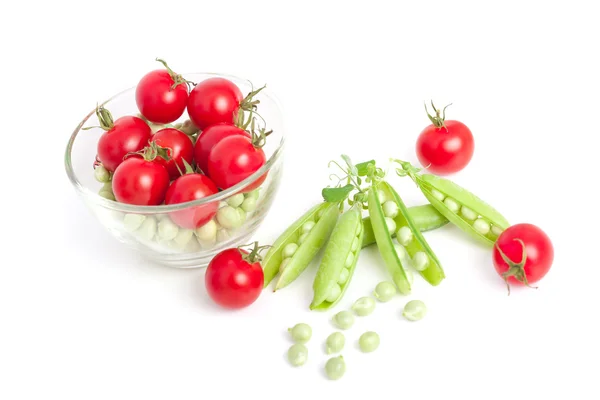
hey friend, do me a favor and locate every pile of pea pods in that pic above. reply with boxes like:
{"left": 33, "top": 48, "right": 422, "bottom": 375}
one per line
{"left": 261, "top": 156, "right": 511, "bottom": 379}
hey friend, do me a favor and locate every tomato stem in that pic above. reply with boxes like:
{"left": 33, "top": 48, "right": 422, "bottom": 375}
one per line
{"left": 424, "top": 101, "right": 452, "bottom": 130}
{"left": 238, "top": 241, "right": 271, "bottom": 264}
{"left": 495, "top": 238, "right": 538, "bottom": 296}
{"left": 155, "top": 58, "right": 196, "bottom": 91}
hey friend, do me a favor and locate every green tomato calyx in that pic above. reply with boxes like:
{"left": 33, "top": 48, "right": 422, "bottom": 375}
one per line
{"left": 155, "top": 58, "right": 196, "bottom": 91}
{"left": 127, "top": 141, "right": 172, "bottom": 163}
{"left": 424, "top": 100, "right": 452, "bottom": 130}
{"left": 238, "top": 241, "right": 271, "bottom": 264}
{"left": 495, "top": 238, "right": 538, "bottom": 296}
{"left": 82, "top": 104, "right": 115, "bottom": 131}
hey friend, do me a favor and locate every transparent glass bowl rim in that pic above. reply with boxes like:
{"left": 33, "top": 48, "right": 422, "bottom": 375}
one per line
{"left": 64, "top": 71, "right": 285, "bottom": 214}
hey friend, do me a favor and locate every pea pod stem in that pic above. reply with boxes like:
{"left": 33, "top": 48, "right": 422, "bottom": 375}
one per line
{"left": 361, "top": 204, "right": 448, "bottom": 248}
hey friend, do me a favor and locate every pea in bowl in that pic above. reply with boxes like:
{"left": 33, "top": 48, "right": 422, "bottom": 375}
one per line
{"left": 64, "top": 72, "right": 285, "bottom": 268}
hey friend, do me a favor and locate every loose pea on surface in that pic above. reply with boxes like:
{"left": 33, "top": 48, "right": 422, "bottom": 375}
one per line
{"left": 288, "top": 323, "right": 312, "bottom": 343}
{"left": 332, "top": 310, "right": 355, "bottom": 330}
{"left": 382, "top": 200, "right": 399, "bottom": 218}
{"left": 443, "top": 197, "right": 460, "bottom": 213}
{"left": 325, "top": 356, "right": 346, "bottom": 380}
{"left": 325, "top": 332, "right": 345, "bottom": 354}
{"left": 282, "top": 243, "right": 299, "bottom": 258}
{"left": 352, "top": 296, "right": 376, "bottom": 316}
{"left": 412, "top": 252, "right": 429, "bottom": 271}
{"left": 359, "top": 331, "right": 380, "bottom": 353}
{"left": 402, "top": 299, "right": 427, "bottom": 321}
{"left": 473, "top": 218, "right": 490, "bottom": 235}
{"left": 396, "top": 226, "right": 413, "bottom": 246}
{"left": 287, "top": 343, "right": 308, "bottom": 367}
{"left": 373, "top": 281, "right": 397, "bottom": 302}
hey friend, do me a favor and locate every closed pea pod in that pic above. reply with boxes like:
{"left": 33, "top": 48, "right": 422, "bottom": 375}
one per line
{"left": 395, "top": 160, "right": 510, "bottom": 246}
{"left": 310, "top": 203, "right": 364, "bottom": 310}
{"left": 361, "top": 204, "right": 449, "bottom": 248}
{"left": 262, "top": 202, "right": 340, "bottom": 289}
{"left": 384, "top": 181, "right": 445, "bottom": 286}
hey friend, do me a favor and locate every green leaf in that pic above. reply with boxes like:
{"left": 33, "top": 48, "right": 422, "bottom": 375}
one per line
{"left": 322, "top": 184, "right": 354, "bottom": 203}
{"left": 356, "top": 160, "right": 375, "bottom": 176}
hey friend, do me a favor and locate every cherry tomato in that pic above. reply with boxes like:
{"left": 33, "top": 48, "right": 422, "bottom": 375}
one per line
{"left": 415, "top": 103, "right": 474, "bottom": 175}
{"left": 206, "top": 135, "right": 267, "bottom": 192}
{"left": 94, "top": 106, "right": 152, "bottom": 172}
{"left": 193, "top": 124, "right": 250, "bottom": 173}
{"left": 205, "top": 244, "right": 265, "bottom": 309}
{"left": 187, "top": 78, "right": 243, "bottom": 130}
{"left": 492, "top": 223, "right": 554, "bottom": 294}
{"left": 151, "top": 128, "right": 194, "bottom": 179}
{"left": 135, "top": 59, "right": 189, "bottom": 124}
{"left": 111, "top": 145, "right": 171, "bottom": 206}
{"left": 164, "top": 173, "right": 219, "bottom": 229}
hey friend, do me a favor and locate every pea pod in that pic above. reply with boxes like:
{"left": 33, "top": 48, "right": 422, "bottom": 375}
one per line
{"left": 367, "top": 183, "right": 412, "bottom": 295}
{"left": 361, "top": 204, "right": 448, "bottom": 248}
{"left": 384, "top": 182, "right": 445, "bottom": 286}
{"left": 310, "top": 203, "right": 364, "bottom": 310}
{"left": 396, "top": 160, "right": 509, "bottom": 246}
{"left": 262, "top": 202, "right": 340, "bottom": 290}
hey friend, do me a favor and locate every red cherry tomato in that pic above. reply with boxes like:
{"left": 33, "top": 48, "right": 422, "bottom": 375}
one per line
{"left": 95, "top": 107, "right": 152, "bottom": 172}
{"left": 151, "top": 128, "right": 194, "bottom": 179}
{"left": 206, "top": 135, "right": 267, "bottom": 192}
{"left": 135, "top": 59, "right": 189, "bottom": 124}
{"left": 111, "top": 151, "right": 171, "bottom": 206}
{"left": 415, "top": 103, "right": 474, "bottom": 175}
{"left": 164, "top": 173, "right": 219, "bottom": 229}
{"left": 492, "top": 223, "right": 554, "bottom": 294}
{"left": 187, "top": 78, "right": 243, "bottom": 130}
{"left": 194, "top": 124, "right": 250, "bottom": 173}
{"left": 205, "top": 244, "right": 265, "bottom": 309}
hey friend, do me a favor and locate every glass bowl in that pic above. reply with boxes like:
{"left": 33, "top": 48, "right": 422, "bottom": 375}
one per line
{"left": 64, "top": 72, "right": 285, "bottom": 268}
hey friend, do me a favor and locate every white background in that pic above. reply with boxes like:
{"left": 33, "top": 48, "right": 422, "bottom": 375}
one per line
{"left": 1, "top": 1, "right": 599, "bottom": 399}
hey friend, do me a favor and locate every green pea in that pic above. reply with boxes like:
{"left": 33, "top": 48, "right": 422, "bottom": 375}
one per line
{"left": 123, "top": 213, "right": 146, "bottom": 232}
{"left": 158, "top": 217, "right": 179, "bottom": 241}
{"left": 395, "top": 160, "right": 510, "bottom": 247}
{"left": 385, "top": 217, "right": 397, "bottom": 233}
{"left": 226, "top": 193, "right": 245, "bottom": 208}
{"left": 373, "top": 281, "right": 397, "bottom": 302}
{"left": 326, "top": 284, "right": 342, "bottom": 303}
{"left": 460, "top": 205, "right": 477, "bottom": 220}
{"left": 262, "top": 202, "right": 339, "bottom": 290}
{"left": 245, "top": 189, "right": 260, "bottom": 201}
{"left": 396, "top": 226, "right": 413, "bottom": 246}
{"left": 431, "top": 189, "right": 445, "bottom": 202}
{"left": 301, "top": 221, "right": 316, "bottom": 234}
{"left": 325, "top": 332, "right": 345, "bottom": 354}
{"left": 237, "top": 208, "right": 247, "bottom": 225}
{"left": 216, "top": 229, "right": 230, "bottom": 242}
{"left": 473, "top": 218, "right": 490, "bottom": 235}
{"left": 352, "top": 296, "right": 376, "bottom": 316}
{"left": 332, "top": 310, "right": 354, "bottom": 330}
{"left": 98, "top": 190, "right": 115, "bottom": 200}
{"left": 282, "top": 243, "right": 299, "bottom": 258}
{"left": 443, "top": 197, "right": 460, "bottom": 213}
{"left": 172, "top": 228, "right": 194, "bottom": 248}
{"left": 310, "top": 204, "right": 363, "bottom": 310}
{"left": 337, "top": 268, "right": 350, "bottom": 285}
{"left": 137, "top": 216, "right": 157, "bottom": 241}
{"left": 382, "top": 200, "right": 399, "bottom": 218}
{"left": 491, "top": 225, "right": 503, "bottom": 236}
{"left": 412, "top": 251, "right": 429, "bottom": 271}
{"left": 279, "top": 258, "right": 291, "bottom": 273}
{"left": 402, "top": 299, "right": 427, "bottom": 321}
{"left": 216, "top": 206, "right": 243, "bottom": 229}
{"left": 241, "top": 197, "right": 257, "bottom": 213}
{"left": 351, "top": 237, "right": 359, "bottom": 252}
{"left": 195, "top": 219, "right": 218, "bottom": 242}
{"left": 359, "top": 331, "right": 380, "bottom": 353}
{"left": 94, "top": 165, "right": 110, "bottom": 183}
{"left": 325, "top": 356, "right": 346, "bottom": 380}
{"left": 288, "top": 323, "right": 312, "bottom": 343}
{"left": 361, "top": 205, "right": 449, "bottom": 248}
{"left": 287, "top": 343, "right": 308, "bottom": 366}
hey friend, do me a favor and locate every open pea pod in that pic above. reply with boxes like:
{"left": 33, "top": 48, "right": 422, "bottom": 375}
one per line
{"left": 361, "top": 204, "right": 448, "bottom": 248}
{"left": 310, "top": 203, "right": 364, "bottom": 311}
{"left": 415, "top": 173, "right": 509, "bottom": 247}
{"left": 384, "top": 181, "right": 445, "bottom": 286}
{"left": 367, "top": 183, "right": 412, "bottom": 295}
{"left": 262, "top": 202, "right": 340, "bottom": 290}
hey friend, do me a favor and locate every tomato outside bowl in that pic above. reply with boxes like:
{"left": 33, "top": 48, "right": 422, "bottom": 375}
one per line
{"left": 64, "top": 72, "right": 285, "bottom": 268}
